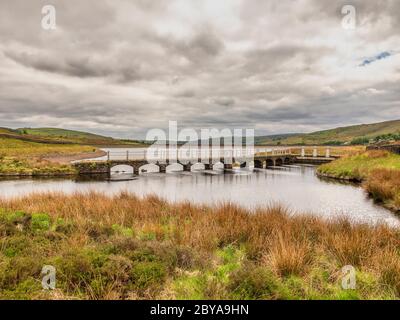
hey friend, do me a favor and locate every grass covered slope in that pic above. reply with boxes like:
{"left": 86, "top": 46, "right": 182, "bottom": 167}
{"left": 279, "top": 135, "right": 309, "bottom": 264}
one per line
{"left": 318, "top": 150, "right": 400, "bottom": 211}
{"left": 0, "top": 193, "right": 399, "bottom": 300}
{"left": 0, "top": 137, "right": 95, "bottom": 176}
{"left": 18, "top": 128, "right": 116, "bottom": 145}
{"left": 0, "top": 127, "right": 146, "bottom": 146}
{"left": 257, "top": 119, "right": 400, "bottom": 145}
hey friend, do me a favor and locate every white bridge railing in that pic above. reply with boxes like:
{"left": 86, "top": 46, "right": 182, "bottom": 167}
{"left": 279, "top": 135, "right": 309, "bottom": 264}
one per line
{"left": 102, "top": 147, "right": 293, "bottom": 161}
{"left": 88, "top": 146, "right": 332, "bottom": 162}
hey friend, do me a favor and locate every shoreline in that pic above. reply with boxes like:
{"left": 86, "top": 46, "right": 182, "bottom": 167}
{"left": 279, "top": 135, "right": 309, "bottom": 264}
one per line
{"left": 316, "top": 171, "right": 362, "bottom": 182}
{"left": 0, "top": 150, "right": 107, "bottom": 178}
{"left": 316, "top": 171, "right": 399, "bottom": 214}
{"left": 43, "top": 149, "right": 107, "bottom": 164}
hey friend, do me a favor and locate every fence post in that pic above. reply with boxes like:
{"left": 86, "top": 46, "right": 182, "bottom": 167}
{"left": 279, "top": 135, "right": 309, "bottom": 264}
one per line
{"left": 107, "top": 151, "right": 110, "bottom": 161}
{"left": 126, "top": 150, "right": 129, "bottom": 161}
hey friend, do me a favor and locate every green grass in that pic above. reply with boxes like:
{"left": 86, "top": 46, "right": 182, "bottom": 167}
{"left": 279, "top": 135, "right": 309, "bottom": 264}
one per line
{"left": 257, "top": 119, "right": 400, "bottom": 145}
{"left": 318, "top": 150, "right": 400, "bottom": 211}
{"left": 317, "top": 150, "right": 400, "bottom": 181}
{"left": 17, "top": 128, "right": 117, "bottom": 145}
{"left": 0, "top": 137, "right": 95, "bottom": 176}
{"left": 0, "top": 127, "right": 146, "bottom": 146}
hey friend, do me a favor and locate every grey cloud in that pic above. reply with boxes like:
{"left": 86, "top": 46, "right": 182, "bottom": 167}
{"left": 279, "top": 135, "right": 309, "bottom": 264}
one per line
{"left": 212, "top": 97, "right": 236, "bottom": 107}
{"left": 4, "top": 49, "right": 147, "bottom": 82}
{"left": 0, "top": 0, "right": 399, "bottom": 139}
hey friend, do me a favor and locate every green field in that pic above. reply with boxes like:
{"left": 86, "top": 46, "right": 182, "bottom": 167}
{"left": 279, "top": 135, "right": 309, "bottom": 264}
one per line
{"left": 0, "top": 137, "right": 96, "bottom": 176}
{"left": 1, "top": 127, "right": 146, "bottom": 146}
{"left": 256, "top": 119, "right": 400, "bottom": 146}
{"left": 0, "top": 127, "right": 147, "bottom": 175}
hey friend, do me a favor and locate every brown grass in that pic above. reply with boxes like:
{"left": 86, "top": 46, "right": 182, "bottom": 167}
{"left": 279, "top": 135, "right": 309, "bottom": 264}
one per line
{"left": 1, "top": 192, "right": 400, "bottom": 299}
{"left": 364, "top": 168, "right": 400, "bottom": 210}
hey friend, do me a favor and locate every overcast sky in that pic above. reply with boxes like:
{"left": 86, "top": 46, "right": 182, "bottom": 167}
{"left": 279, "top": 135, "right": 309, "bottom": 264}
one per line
{"left": 0, "top": 0, "right": 399, "bottom": 139}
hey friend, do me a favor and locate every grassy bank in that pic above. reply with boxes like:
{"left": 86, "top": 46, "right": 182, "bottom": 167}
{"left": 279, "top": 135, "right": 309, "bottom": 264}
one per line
{"left": 0, "top": 137, "right": 97, "bottom": 176}
{"left": 0, "top": 192, "right": 399, "bottom": 300}
{"left": 318, "top": 150, "right": 400, "bottom": 211}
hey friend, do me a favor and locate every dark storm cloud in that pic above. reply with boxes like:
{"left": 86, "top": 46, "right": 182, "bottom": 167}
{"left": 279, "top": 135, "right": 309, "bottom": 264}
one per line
{"left": 4, "top": 49, "right": 145, "bottom": 82}
{"left": 0, "top": 0, "right": 399, "bottom": 138}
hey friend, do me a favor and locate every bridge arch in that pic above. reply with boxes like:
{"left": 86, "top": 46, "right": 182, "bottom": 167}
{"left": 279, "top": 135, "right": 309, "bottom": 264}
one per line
{"left": 275, "top": 158, "right": 283, "bottom": 166}
{"left": 138, "top": 164, "right": 160, "bottom": 174}
{"left": 254, "top": 160, "right": 263, "bottom": 168}
{"left": 213, "top": 162, "right": 224, "bottom": 170}
{"left": 283, "top": 157, "right": 291, "bottom": 164}
{"left": 191, "top": 163, "right": 205, "bottom": 171}
{"left": 166, "top": 163, "right": 184, "bottom": 173}
{"left": 265, "top": 159, "right": 274, "bottom": 167}
{"left": 110, "top": 164, "right": 134, "bottom": 174}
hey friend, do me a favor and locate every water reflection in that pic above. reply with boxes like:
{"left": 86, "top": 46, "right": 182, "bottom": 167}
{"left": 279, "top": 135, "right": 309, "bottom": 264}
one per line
{"left": 0, "top": 165, "right": 398, "bottom": 226}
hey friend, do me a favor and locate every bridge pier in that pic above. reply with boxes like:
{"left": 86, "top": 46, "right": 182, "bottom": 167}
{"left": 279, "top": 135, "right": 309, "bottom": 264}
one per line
{"left": 158, "top": 164, "right": 167, "bottom": 173}
{"left": 254, "top": 160, "right": 264, "bottom": 169}
{"left": 204, "top": 163, "right": 213, "bottom": 170}
{"left": 182, "top": 163, "right": 192, "bottom": 172}
{"left": 224, "top": 163, "right": 233, "bottom": 170}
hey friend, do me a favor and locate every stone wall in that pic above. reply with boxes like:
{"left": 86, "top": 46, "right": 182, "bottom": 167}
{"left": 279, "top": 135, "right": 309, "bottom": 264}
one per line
{"left": 367, "top": 144, "right": 400, "bottom": 155}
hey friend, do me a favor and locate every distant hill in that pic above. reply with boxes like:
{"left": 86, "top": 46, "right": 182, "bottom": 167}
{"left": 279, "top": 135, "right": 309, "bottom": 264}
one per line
{"left": 256, "top": 119, "right": 400, "bottom": 146}
{"left": 2, "top": 119, "right": 400, "bottom": 147}
{"left": 0, "top": 127, "right": 146, "bottom": 146}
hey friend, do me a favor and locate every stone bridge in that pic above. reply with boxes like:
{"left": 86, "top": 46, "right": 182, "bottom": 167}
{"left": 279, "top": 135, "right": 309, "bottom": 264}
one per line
{"left": 73, "top": 147, "right": 337, "bottom": 175}
{"left": 73, "top": 154, "right": 297, "bottom": 175}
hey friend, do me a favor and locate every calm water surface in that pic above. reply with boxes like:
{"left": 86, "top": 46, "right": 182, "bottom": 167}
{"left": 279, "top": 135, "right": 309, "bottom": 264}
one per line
{"left": 0, "top": 165, "right": 398, "bottom": 226}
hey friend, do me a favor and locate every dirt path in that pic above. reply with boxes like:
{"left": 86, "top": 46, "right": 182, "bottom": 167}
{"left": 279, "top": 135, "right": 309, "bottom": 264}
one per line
{"left": 43, "top": 150, "right": 107, "bottom": 164}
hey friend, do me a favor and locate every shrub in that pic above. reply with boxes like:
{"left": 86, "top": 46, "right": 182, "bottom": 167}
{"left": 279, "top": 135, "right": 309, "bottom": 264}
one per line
{"left": 229, "top": 264, "right": 281, "bottom": 299}
{"left": 130, "top": 261, "right": 167, "bottom": 289}
{"left": 364, "top": 168, "right": 400, "bottom": 209}
{"left": 264, "top": 234, "right": 312, "bottom": 277}
{"left": 31, "top": 213, "right": 51, "bottom": 232}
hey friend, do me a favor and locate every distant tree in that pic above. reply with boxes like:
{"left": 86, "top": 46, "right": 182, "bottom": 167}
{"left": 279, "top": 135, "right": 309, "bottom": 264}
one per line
{"left": 350, "top": 137, "right": 369, "bottom": 145}
{"left": 323, "top": 141, "right": 343, "bottom": 146}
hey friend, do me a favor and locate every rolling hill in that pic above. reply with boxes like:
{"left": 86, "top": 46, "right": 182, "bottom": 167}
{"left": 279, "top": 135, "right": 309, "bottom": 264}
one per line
{"left": 0, "top": 127, "right": 146, "bottom": 146}
{"left": 256, "top": 119, "right": 400, "bottom": 146}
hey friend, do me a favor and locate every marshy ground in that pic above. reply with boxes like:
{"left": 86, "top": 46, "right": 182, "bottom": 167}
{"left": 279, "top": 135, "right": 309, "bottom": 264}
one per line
{"left": 0, "top": 192, "right": 399, "bottom": 300}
